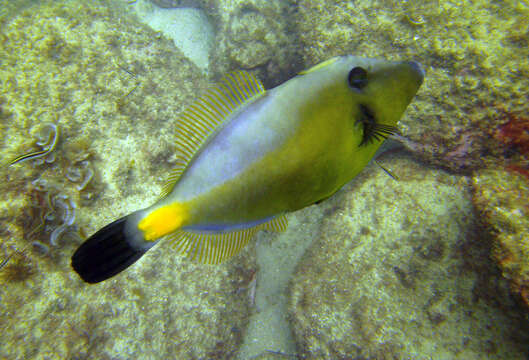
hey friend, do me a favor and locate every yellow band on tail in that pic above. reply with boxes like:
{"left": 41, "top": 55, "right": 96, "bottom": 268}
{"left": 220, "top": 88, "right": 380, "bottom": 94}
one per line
{"left": 138, "top": 203, "right": 189, "bottom": 241}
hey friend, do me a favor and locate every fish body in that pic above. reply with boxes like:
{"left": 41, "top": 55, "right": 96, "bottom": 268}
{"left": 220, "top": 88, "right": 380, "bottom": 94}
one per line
{"left": 72, "top": 56, "right": 424, "bottom": 283}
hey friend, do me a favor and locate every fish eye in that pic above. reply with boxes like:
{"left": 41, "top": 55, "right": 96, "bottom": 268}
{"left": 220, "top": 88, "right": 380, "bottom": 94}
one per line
{"left": 348, "top": 67, "right": 368, "bottom": 90}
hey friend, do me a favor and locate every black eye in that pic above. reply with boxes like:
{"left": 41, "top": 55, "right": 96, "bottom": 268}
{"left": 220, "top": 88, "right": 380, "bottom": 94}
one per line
{"left": 348, "top": 67, "right": 368, "bottom": 90}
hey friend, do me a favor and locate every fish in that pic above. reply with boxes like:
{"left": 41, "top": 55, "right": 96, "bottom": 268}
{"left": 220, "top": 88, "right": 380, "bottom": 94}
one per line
{"left": 71, "top": 56, "right": 424, "bottom": 283}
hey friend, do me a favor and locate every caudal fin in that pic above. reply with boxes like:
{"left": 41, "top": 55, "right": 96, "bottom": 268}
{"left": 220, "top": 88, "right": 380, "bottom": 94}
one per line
{"left": 71, "top": 216, "right": 150, "bottom": 283}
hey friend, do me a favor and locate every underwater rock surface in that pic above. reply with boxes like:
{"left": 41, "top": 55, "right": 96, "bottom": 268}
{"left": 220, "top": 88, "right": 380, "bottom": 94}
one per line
{"left": 472, "top": 169, "right": 529, "bottom": 309}
{"left": 0, "top": 1, "right": 254, "bottom": 358}
{"left": 210, "top": 0, "right": 300, "bottom": 87}
{"left": 289, "top": 157, "right": 529, "bottom": 360}
{"left": 132, "top": 1, "right": 215, "bottom": 73}
{"left": 237, "top": 205, "right": 330, "bottom": 359}
{"left": 129, "top": 0, "right": 215, "bottom": 74}
{"left": 1, "top": 0, "right": 528, "bottom": 359}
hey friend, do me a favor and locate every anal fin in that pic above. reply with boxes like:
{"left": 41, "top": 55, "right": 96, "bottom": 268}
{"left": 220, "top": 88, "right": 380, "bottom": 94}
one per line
{"left": 166, "top": 215, "right": 288, "bottom": 264}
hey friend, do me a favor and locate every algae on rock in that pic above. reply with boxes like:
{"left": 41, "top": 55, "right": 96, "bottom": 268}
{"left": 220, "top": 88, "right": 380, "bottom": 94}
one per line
{"left": 210, "top": 0, "right": 301, "bottom": 87}
{"left": 472, "top": 169, "right": 529, "bottom": 309}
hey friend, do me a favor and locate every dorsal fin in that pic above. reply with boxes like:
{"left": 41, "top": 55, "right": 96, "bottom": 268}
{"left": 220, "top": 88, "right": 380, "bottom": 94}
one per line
{"left": 158, "top": 72, "right": 266, "bottom": 200}
{"left": 165, "top": 215, "right": 288, "bottom": 264}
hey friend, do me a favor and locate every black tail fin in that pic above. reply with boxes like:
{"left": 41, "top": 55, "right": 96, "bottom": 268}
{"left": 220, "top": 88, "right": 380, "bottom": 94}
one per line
{"left": 71, "top": 216, "right": 148, "bottom": 283}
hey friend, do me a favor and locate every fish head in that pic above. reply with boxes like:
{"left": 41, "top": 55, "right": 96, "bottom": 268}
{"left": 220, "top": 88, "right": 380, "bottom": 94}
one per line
{"left": 310, "top": 55, "right": 424, "bottom": 130}
{"left": 340, "top": 56, "right": 424, "bottom": 129}
{"left": 292, "top": 56, "right": 424, "bottom": 182}
{"left": 297, "top": 56, "right": 423, "bottom": 147}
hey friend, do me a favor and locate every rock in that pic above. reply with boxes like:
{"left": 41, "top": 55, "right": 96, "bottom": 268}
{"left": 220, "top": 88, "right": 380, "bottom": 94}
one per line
{"left": 472, "top": 168, "right": 529, "bottom": 308}
{"left": 210, "top": 0, "right": 301, "bottom": 87}
{"left": 132, "top": 2, "right": 215, "bottom": 73}
{"left": 288, "top": 157, "right": 529, "bottom": 359}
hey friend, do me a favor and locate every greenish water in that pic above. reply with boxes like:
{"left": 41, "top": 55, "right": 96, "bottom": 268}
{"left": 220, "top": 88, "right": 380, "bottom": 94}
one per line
{"left": 0, "top": 1, "right": 528, "bottom": 359}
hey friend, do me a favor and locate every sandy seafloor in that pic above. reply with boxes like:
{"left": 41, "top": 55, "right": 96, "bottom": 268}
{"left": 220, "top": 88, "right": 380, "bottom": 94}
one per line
{"left": 0, "top": 0, "right": 529, "bottom": 359}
